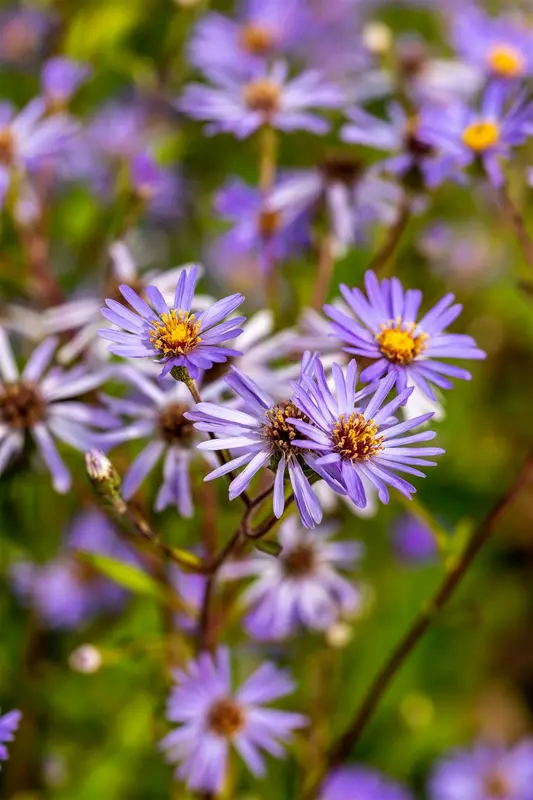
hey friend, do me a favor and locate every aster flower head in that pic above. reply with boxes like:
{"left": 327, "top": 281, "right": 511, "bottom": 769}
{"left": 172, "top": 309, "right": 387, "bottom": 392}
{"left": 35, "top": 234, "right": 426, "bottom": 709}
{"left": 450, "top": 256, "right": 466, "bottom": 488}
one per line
{"left": 321, "top": 765, "right": 413, "bottom": 800}
{"left": 452, "top": 6, "right": 533, "bottom": 82}
{"left": 429, "top": 738, "right": 533, "bottom": 800}
{"left": 160, "top": 648, "right": 306, "bottom": 794}
{"left": 41, "top": 57, "right": 90, "bottom": 110}
{"left": 0, "top": 330, "right": 115, "bottom": 492}
{"left": 289, "top": 358, "right": 444, "bottom": 508}
{"left": 325, "top": 270, "right": 486, "bottom": 402}
{"left": 222, "top": 516, "right": 364, "bottom": 639}
{"left": 178, "top": 61, "right": 345, "bottom": 139}
{"left": 0, "top": 709, "right": 21, "bottom": 767}
{"left": 186, "top": 354, "right": 335, "bottom": 528}
{"left": 419, "top": 82, "right": 533, "bottom": 187}
{"left": 101, "top": 366, "right": 221, "bottom": 516}
{"left": 99, "top": 265, "right": 245, "bottom": 379}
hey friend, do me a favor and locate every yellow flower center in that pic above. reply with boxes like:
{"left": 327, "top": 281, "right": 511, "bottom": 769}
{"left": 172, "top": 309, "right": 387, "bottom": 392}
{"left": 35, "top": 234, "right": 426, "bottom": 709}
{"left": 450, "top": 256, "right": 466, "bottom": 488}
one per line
{"left": 487, "top": 43, "right": 525, "bottom": 78}
{"left": 148, "top": 310, "right": 202, "bottom": 356}
{"left": 0, "top": 126, "right": 15, "bottom": 164}
{"left": 240, "top": 23, "right": 276, "bottom": 56}
{"left": 208, "top": 698, "right": 246, "bottom": 738}
{"left": 376, "top": 323, "right": 428, "bottom": 365}
{"left": 243, "top": 78, "right": 281, "bottom": 115}
{"left": 462, "top": 120, "right": 500, "bottom": 152}
{"left": 332, "top": 412, "right": 384, "bottom": 462}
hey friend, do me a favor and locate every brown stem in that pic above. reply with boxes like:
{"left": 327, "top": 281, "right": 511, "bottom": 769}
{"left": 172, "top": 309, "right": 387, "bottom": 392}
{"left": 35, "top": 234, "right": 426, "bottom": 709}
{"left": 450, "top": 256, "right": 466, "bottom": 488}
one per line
{"left": 499, "top": 181, "right": 533, "bottom": 274}
{"left": 20, "top": 224, "right": 64, "bottom": 306}
{"left": 302, "top": 450, "right": 533, "bottom": 799}
{"left": 368, "top": 193, "right": 412, "bottom": 277}
{"left": 310, "top": 233, "right": 335, "bottom": 311}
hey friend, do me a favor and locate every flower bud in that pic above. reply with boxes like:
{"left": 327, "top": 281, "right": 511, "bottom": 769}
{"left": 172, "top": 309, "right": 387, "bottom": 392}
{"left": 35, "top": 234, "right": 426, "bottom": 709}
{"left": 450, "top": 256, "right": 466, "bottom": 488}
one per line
{"left": 69, "top": 644, "right": 102, "bottom": 674}
{"left": 85, "top": 450, "right": 124, "bottom": 510}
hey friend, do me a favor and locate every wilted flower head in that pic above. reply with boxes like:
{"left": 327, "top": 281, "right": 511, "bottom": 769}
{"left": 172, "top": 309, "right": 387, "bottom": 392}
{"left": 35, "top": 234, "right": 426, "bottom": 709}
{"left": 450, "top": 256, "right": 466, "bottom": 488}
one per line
{"left": 321, "top": 765, "right": 413, "bottom": 800}
{"left": 222, "top": 516, "right": 364, "bottom": 639}
{"left": 160, "top": 648, "right": 306, "bottom": 793}
{"left": 0, "top": 709, "right": 22, "bottom": 767}
{"left": 0, "top": 330, "right": 114, "bottom": 492}
{"left": 325, "top": 270, "right": 486, "bottom": 401}
{"left": 99, "top": 264, "right": 245, "bottom": 379}
{"left": 178, "top": 61, "right": 345, "bottom": 139}
{"left": 429, "top": 738, "right": 533, "bottom": 800}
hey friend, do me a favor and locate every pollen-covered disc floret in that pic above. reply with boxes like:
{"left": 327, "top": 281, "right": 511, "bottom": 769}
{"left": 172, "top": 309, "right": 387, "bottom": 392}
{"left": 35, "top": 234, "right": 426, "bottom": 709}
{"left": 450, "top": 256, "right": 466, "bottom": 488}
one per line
{"left": 99, "top": 264, "right": 246, "bottom": 379}
{"left": 288, "top": 359, "right": 444, "bottom": 509}
{"left": 263, "top": 401, "right": 308, "bottom": 454}
{"left": 160, "top": 648, "right": 306, "bottom": 795}
{"left": 325, "top": 270, "right": 485, "bottom": 402}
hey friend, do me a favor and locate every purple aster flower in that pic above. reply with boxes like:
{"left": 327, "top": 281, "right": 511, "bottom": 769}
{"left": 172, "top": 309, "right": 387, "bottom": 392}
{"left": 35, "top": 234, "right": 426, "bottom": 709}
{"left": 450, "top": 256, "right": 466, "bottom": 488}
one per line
{"left": 188, "top": 0, "right": 304, "bottom": 78}
{"left": 101, "top": 366, "right": 220, "bottom": 516}
{"left": 130, "top": 151, "right": 184, "bottom": 222}
{"left": 392, "top": 514, "right": 438, "bottom": 563}
{"left": 0, "top": 709, "right": 22, "bottom": 767}
{"left": 186, "top": 355, "right": 336, "bottom": 528}
{"left": 214, "top": 177, "right": 310, "bottom": 271}
{"left": 289, "top": 358, "right": 444, "bottom": 508}
{"left": 99, "top": 264, "right": 245, "bottom": 379}
{"left": 222, "top": 515, "right": 364, "bottom": 639}
{"left": 11, "top": 509, "right": 137, "bottom": 629}
{"left": 0, "top": 330, "right": 114, "bottom": 492}
{"left": 268, "top": 159, "right": 402, "bottom": 255}
{"left": 324, "top": 270, "right": 486, "bottom": 402}
{"left": 419, "top": 82, "right": 533, "bottom": 187}
{"left": 178, "top": 61, "right": 344, "bottom": 138}
{"left": 321, "top": 765, "right": 413, "bottom": 800}
{"left": 41, "top": 57, "right": 90, "bottom": 110}
{"left": 429, "top": 738, "right": 533, "bottom": 800}
{"left": 160, "top": 648, "right": 306, "bottom": 793}
{"left": 452, "top": 6, "right": 533, "bottom": 82}
{"left": 88, "top": 102, "right": 150, "bottom": 161}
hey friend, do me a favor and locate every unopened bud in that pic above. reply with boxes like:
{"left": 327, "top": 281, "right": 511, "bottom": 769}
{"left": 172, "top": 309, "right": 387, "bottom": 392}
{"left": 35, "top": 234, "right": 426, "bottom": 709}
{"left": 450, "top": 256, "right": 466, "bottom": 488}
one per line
{"left": 363, "top": 22, "right": 393, "bottom": 56}
{"left": 85, "top": 450, "right": 124, "bottom": 510}
{"left": 69, "top": 644, "right": 102, "bottom": 674}
{"left": 326, "top": 621, "right": 353, "bottom": 649}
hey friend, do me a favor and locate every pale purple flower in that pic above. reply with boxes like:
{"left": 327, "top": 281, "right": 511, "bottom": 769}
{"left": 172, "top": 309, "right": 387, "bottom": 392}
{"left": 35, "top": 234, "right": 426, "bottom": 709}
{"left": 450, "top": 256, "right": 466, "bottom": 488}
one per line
{"left": 186, "top": 356, "right": 337, "bottom": 528}
{"left": 130, "top": 151, "right": 184, "bottom": 221}
{"left": 325, "top": 270, "right": 486, "bottom": 402}
{"left": 429, "top": 739, "right": 533, "bottom": 800}
{"left": 419, "top": 82, "right": 533, "bottom": 187}
{"left": 321, "top": 765, "right": 413, "bottom": 800}
{"left": 101, "top": 367, "right": 219, "bottom": 516}
{"left": 188, "top": 0, "right": 305, "bottom": 78}
{"left": 0, "top": 330, "right": 114, "bottom": 492}
{"left": 160, "top": 648, "right": 306, "bottom": 793}
{"left": 392, "top": 514, "right": 438, "bottom": 563}
{"left": 99, "top": 264, "right": 245, "bottom": 379}
{"left": 289, "top": 358, "right": 444, "bottom": 508}
{"left": 10, "top": 509, "right": 137, "bottom": 629}
{"left": 41, "top": 57, "right": 90, "bottom": 109}
{"left": 0, "top": 9, "right": 50, "bottom": 64}
{"left": 178, "top": 61, "right": 345, "bottom": 138}
{"left": 222, "top": 515, "right": 364, "bottom": 639}
{"left": 0, "top": 710, "right": 21, "bottom": 767}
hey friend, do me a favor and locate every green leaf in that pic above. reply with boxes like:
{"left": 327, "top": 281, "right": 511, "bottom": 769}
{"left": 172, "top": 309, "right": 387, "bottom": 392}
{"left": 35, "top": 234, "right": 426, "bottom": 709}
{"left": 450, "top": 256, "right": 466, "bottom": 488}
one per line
{"left": 253, "top": 539, "right": 283, "bottom": 557}
{"left": 80, "top": 553, "right": 173, "bottom": 604}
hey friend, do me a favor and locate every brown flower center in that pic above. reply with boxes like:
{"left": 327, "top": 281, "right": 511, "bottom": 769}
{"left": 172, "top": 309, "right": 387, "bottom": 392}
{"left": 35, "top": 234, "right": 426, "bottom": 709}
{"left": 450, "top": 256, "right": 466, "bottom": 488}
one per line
{"left": 283, "top": 543, "right": 317, "bottom": 577}
{"left": 243, "top": 79, "right": 281, "bottom": 115}
{"left": 0, "top": 381, "right": 45, "bottom": 428}
{"left": 149, "top": 310, "right": 202, "bottom": 356}
{"left": 484, "top": 770, "right": 512, "bottom": 799}
{"left": 320, "top": 152, "right": 362, "bottom": 186}
{"left": 240, "top": 23, "right": 276, "bottom": 56}
{"left": 0, "top": 127, "right": 15, "bottom": 165}
{"left": 263, "top": 401, "right": 308, "bottom": 455}
{"left": 332, "top": 412, "right": 384, "bottom": 461}
{"left": 158, "top": 402, "right": 194, "bottom": 444}
{"left": 258, "top": 209, "right": 281, "bottom": 238}
{"left": 376, "top": 323, "right": 428, "bottom": 365}
{"left": 403, "top": 117, "right": 434, "bottom": 158}
{"left": 1, "top": 19, "right": 39, "bottom": 60}
{"left": 397, "top": 40, "right": 428, "bottom": 79}
{"left": 207, "top": 698, "right": 246, "bottom": 737}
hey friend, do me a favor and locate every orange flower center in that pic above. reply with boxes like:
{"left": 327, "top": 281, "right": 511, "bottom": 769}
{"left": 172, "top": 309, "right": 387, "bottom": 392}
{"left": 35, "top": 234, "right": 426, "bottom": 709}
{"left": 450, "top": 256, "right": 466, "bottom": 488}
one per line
{"left": 243, "top": 79, "right": 281, "bottom": 115}
{"left": 487, "top": 43, "right": 525, "bottom": 78}
{"left": 240, "top": 23, "right": 276, "bottom": 56}
{"left": 149, "top": 310, "right": 202, "bottom": 356}
{"left": 0, "top": 127, "right": 15, "bottom": 164}
{"left": 208, "top": 698, "right": 246, "bottom": 737}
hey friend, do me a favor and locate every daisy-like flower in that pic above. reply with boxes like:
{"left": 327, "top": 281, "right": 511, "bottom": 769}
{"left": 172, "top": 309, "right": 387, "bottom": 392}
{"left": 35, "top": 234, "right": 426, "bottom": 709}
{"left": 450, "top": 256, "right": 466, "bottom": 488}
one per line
{"left": 187, "top": 0, "right": 304, "bottom": 79}
{"left": 452, "top": 6, "right": 533, "bottom": 82}
{"left": 178, "top": 61, "right": 345, "bottom": 139}
{"left": 101, "top": 366, "right": 220, "bottom": 516}
{"left": 289, "top": 358, "right": 444, "bottom": 508}
{"left": 186, "top": 355, "right": 336, "bottom": 528}
{"left": 99, "top": 264, "right": 245, "bottom": 379}
{"left": 160, "top": 648, "right": 306, "bottom": 794}
{"left": 324, "top": 270, "right": 486, "bottom": 402}
{"left": 0, "top": 330, "right": 115, "bottom": 493}
{"left": 419, "top": 82, "right": 533, "bottom": 187}
{"left": 321, "top": 765, "right": 412, "bottom": 800}
{"left": 0, "top": 709, "right": 22, "bottom": 767}
{"left": 222, "top": 515, "right": 364, "bottom": 639}
{"left": 429, "top": 738, "right": 533, "bottom": 800}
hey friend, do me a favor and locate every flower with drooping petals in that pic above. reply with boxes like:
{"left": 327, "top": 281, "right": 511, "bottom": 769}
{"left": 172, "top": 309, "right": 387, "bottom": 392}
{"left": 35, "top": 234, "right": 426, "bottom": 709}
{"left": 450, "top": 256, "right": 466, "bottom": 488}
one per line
{"left": 321, "top": 765, "right": 413, "bottom": 800}
{"left": 289, "top": 358, "right": 444, "bottom": 508}
{"left": 222, "top": 515, "right": 364, "bottom": 639}
{"left": 325, "top": 270, "right": 486, "bottom": 401}
{"left": 429, "top": 738, "right": 533, "bottom": 800}
{"left": 99, "top": 265, "right": 245, "bottom": 379}
{"left": 160, "top": 648, "right": 306, "bottom": 794}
